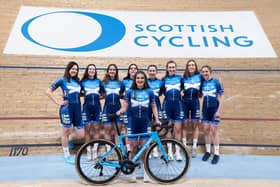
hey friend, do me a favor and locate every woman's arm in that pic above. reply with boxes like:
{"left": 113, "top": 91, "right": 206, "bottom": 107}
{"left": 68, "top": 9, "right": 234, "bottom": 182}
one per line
{"left": 116, "top": 101, "right": 128, "bottom": 116}
{"left": 45, "top": 88, "right": 67, "bottom": 106}
{"left": 215, "top": 93, "right": 224, "bottom": 118}
{"left": 151, "top": 103, "right": 161, "bottom": 124}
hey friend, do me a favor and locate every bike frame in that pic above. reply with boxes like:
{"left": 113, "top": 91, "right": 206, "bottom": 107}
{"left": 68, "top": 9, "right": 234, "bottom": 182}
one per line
{"left": 99, "top": 131, "right": 169, "bottom": 169}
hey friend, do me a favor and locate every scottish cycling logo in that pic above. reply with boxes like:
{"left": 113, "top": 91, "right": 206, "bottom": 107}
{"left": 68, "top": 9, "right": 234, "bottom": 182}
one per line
{"left": 21, "top": 11, "right": 126, "bottom": 52}
{"left": 4, "top": 7, "right": 276, "bottom": 57}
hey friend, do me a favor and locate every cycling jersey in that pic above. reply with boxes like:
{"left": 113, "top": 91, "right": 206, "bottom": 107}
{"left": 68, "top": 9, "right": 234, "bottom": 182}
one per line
{"left": 50, "top": 76, "right": 83, "bottom": 129}
{"left": 201, "top": 78, "right": 224, "bottom": 125}
{"left": 102, "top": 80, "right": 122, "bottom": 125}
{"left": 147, "top": 78, "right": 163, "bottom": 120}
{"left": 162, "top": 75, "right": 184, "bottom": 123}
{"left": 81, "top": 79, "right": 104, "bottom": 125}
{"left": 181, "top": 74, "right": 203, "bottom": 121}
{"left": 125, "top": 88, "right": 155, "bottom": 140}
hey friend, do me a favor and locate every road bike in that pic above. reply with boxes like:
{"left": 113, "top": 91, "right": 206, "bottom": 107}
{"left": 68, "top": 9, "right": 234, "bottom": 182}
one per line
{"left": 75, "top": 115, "right": 190, "bottom": 184}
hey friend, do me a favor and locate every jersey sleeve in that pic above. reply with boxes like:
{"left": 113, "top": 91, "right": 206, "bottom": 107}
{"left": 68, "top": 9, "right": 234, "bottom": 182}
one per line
{"left": 99, "top": 79, "right": 105, "bottom": 95}
{"left": 120, "top": 81, "right": 126, "bottom": 94}
{"left": 50, "top": 77, "right": 63, "bottom": 91}
{"left": 180, "top": 77, "right": 184, "bottom": 90}
{"left": 216, "top": 79, "right": 224, "bottom": 95}
{"left": 124, "top": 89, "right": 131, "bottom": 104}
{"left": 149, "top": 89, "right": 156, "bottom": 105}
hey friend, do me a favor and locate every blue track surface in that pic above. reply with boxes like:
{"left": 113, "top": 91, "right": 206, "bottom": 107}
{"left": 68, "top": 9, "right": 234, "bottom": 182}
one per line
{"left": 0, "top": 154, "right": 279, "bottom": 182}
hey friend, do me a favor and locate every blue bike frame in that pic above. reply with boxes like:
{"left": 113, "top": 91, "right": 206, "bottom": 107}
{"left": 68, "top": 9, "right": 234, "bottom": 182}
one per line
{"left": 99, "top": 131, "right": 169, "bottom": 169}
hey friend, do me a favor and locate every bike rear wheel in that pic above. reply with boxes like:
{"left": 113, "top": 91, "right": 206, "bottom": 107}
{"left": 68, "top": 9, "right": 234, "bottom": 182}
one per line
{"left": 75, "top": 139, "right": 123, "bottom": 185}
{"left": 144, "top": 138, "right": 190, "bottom": 183}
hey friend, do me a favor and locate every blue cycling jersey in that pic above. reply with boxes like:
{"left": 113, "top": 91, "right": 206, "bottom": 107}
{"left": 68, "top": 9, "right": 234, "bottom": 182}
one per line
{"left": 102, "top": 80, "right": 122, "bottom": 106}
{"left": 147, "top": 78, "right": 163, "bottom": 119}
{"left": 125, "top": 88, "right": 155, "bottom": 118}
{"left": 81, "top": 79, "right": 104, "bottom": 105}
{"left": 50, "top": 76, "right": 81, "bottom": 104}
{"left": 202, "top": 78, "right": 224, "bottom": 108}
{"left": 50, "top": 76, "right": 83, "bottom": 128}
{"left": 162, "top": 75, "right": 182, "bottom": 101}
{"left": 121, "top": 78, "right": 133, "bottom": 92}
{"left": 182, "top": 74, "right": 203, "bottom": 100}
{"left": 147, "top": 78, "right": 163, "bottom": 98}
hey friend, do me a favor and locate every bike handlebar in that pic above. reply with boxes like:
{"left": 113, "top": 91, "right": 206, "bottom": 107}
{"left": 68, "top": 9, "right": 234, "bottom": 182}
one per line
{"left": 107, "top": 113, "right": 173, "bottom": 138}
{"left": 151, "top": 121, "right": 174, "bottom": 138}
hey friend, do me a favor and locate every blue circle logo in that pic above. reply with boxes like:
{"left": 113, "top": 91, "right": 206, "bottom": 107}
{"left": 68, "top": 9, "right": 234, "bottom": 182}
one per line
{"left": 21, "top": 11, "right": 126, "bottom": 52}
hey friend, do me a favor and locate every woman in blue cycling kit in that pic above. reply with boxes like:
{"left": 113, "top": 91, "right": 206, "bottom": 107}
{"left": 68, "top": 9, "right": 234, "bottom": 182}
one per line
{"left": 121, "top": 64, "right": 138, "bottom": 125}
{"left": 161, "top": 60, "right": 184, "bottom": 161}
{"left": 200, "top": 65, "right": 224, "bottom": 164}
{"left": 102, "top": 64, "right": 123, "bottom": 144}
{"left": 46, "top": 61, "right": 84, "bottom": 165}
{"left": 147, "top": 64, "right": 163, "bottom": 158}
{"left": 181, "top": 59, "right": 203, "bottom": 157}
{"left": 117, "top": 71, "right": 160, "bottom": 153}
{"left": 81, "top": 64, "right": 105, "bottom": 160}
{"left": 147, "top": 64, "right": 163, "bottom": 121}
{"left": 116, "top": 71, "right": 160, "bottom": 182}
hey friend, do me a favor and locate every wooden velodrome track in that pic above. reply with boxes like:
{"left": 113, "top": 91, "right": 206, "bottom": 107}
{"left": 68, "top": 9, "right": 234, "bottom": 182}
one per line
{"left": 0, "top": 0, "right": 280, "bottom": 186}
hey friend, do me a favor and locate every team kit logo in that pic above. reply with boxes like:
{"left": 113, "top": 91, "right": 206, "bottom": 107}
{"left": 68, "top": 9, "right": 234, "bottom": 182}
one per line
{"left": 4, "top": 6, "right": 277, "bottom": 57}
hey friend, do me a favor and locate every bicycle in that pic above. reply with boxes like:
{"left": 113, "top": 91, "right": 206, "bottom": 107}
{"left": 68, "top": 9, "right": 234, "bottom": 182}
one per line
{"left": 75, "top": 114, "right": 190, "bottom": 184}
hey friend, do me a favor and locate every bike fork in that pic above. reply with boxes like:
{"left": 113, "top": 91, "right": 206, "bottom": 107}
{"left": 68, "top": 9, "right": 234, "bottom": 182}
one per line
{"left": 156, "top": 141, "right": 169, "bottom": 163}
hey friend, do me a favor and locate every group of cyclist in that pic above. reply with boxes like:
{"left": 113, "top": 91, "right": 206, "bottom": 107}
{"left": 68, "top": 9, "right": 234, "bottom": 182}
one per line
{"left": 46, "top": 59, "right": 224, "bottom": 166}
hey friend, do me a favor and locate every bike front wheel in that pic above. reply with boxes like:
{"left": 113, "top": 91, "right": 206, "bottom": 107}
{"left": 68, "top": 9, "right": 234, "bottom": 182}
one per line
{"left": 144, "top": 138, "right": 190, "bottom": 183}
{"left": 75, "top": 139, "right": 123, "bottom": 185}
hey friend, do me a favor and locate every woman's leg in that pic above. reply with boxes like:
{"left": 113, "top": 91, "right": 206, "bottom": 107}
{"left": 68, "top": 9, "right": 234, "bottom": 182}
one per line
{"left": 191, "top": 120, "right": 200, "bottom": 157}
{"left": 202, "top": 123, "right": 211, "bottom": 161}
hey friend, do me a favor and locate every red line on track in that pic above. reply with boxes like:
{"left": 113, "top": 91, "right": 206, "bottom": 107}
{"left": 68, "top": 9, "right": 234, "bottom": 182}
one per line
{"left": 222, "top": 117, "right": 280, "bottom": 121}
{"left": 0, "top": 117, "right": 58, "bottom": 120}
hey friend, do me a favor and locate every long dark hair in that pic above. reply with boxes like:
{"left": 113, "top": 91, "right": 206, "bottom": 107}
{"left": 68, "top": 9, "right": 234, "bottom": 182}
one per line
{"left": 130, "top": 71, "right": 150, "bottom": 90}
{"left": 81, "top": 64, "right": 97, "bottom": 81}
{"left": 130, "top": 71, "right": 150, "bottom": 100}
{"left": 64, "top": 61, "right": 79, "bottom": 82}
{"left": 183, "top": 59, "right": 199, "bottom": 78}
{"left": 103, "top": 64, "right": 120, "bottom": 84}
{"left": 162, "top": 60, "right": 176, "bottom": 79}
{"left": 123, "top": 63, "right": 138, "bottom": 80}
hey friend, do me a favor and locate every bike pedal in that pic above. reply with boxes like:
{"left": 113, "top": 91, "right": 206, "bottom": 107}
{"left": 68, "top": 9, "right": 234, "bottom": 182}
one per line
{"left": 135, "top": 162, "right": 141, "bottom": 168}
